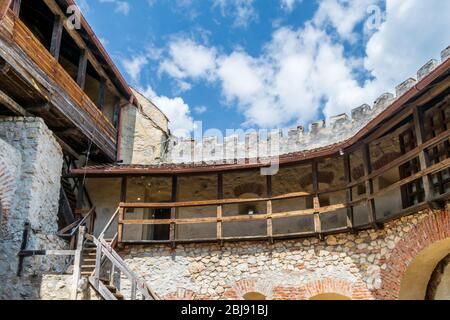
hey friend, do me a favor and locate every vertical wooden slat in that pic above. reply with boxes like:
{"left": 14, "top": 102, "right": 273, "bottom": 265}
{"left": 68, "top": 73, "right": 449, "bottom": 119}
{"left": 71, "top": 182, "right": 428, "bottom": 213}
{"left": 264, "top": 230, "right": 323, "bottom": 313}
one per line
{"left": 312, "top": 160, "right": 322, "bottom": 237}
{"left": 170, "top": 176, "right": 178, "bottom": 247}
{"left": 343, "top": 154, "right": 354, "bottom": 230}
{"left": 217, "top": 174, "right": 223, "bottom": 243}
{"left": 50, "top": 15, "right": 63, "bottom": 60}
{"left": 266, "top": 175, "right": 274, "bottom": 243}
{"left": 71, "top": 226, "right": 85, "bottom": 300}
{"left": 77, "top": 50, "right": 88, "bottom": 90}
{"left": 413, "top": 106, "right": 432, "bottom": 201}
{"left": 362, "top": 144, "right": 377, "bottom": 227}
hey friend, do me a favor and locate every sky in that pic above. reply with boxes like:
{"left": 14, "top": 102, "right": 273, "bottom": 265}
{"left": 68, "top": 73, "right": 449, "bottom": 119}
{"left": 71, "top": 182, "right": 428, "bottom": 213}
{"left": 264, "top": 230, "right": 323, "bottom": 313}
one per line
{"left": 76, "top": 0, "right": 450, "bottom": 138}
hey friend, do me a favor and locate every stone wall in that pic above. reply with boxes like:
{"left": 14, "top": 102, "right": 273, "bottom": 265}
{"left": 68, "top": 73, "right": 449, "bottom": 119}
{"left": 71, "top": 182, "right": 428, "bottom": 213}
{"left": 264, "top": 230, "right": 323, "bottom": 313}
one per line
{"left": 120, "top": 89, "right": 170, "bottom": 165}
{"left": 0, "top": 117, "right": 68, "bottom": 300}
{"left": 118, "top": 209, "right": 450, "bottom": 300}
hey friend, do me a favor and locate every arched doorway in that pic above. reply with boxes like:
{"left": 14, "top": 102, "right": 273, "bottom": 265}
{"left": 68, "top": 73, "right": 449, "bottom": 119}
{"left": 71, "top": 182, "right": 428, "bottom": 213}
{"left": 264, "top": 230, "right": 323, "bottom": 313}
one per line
{"left": 243, "top": 292, "right": 266, "bottom": 300}
{"left": 398, "top": 237, "right": 450, "bottom": 300}
{"left": 310, "top": 293, "right": 351, "bottom": 300}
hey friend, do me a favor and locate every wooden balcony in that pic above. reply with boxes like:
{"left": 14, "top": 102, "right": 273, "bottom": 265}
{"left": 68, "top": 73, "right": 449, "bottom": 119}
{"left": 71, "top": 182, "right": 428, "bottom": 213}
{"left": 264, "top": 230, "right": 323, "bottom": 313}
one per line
{"left": 0, "top": 9, "right": 117, "bottom": 161}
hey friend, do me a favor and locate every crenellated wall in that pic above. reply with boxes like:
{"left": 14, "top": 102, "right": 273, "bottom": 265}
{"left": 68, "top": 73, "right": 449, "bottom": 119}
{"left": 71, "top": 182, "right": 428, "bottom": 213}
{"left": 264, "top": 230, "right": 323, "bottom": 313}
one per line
{"left": 163, "top": 45, "right": 450, "bottom": 165}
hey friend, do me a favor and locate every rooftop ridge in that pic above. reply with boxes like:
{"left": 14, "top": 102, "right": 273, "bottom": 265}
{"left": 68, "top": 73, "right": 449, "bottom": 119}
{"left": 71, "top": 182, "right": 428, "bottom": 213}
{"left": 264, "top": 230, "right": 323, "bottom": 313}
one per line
{"left": 163, "top": 44, "right": 450, "bottom": 165}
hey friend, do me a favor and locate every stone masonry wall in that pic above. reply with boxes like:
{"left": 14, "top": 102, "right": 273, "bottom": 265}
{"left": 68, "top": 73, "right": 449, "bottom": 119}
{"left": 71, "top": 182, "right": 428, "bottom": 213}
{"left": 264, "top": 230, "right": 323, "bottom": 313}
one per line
{"left": 119, "top": 209, "right": 450, "bottom": 300}
{"left": 0, "top": 117, "right": 68, "bottom": 300}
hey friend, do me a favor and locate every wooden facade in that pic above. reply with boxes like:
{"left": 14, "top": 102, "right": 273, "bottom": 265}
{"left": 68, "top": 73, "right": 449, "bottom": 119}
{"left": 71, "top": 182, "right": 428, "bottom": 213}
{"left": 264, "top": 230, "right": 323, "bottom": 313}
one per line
{"left": 0, "top": 0, "right": 136, "bottom": 161}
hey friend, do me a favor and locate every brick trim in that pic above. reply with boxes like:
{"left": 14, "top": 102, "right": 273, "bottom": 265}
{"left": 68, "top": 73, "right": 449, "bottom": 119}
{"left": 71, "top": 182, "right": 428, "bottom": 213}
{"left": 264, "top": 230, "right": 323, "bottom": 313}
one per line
{"left": 165, "top": 288, "right": 199, "bottom": 300}
{"left": 378, "top": 209, "right": 450, "bottom": 300}
{"left": 0, "top": 157, "right": 16, "bottom": 218}
{"left": 299, "top": 278, "right": 373, "bottom": 300}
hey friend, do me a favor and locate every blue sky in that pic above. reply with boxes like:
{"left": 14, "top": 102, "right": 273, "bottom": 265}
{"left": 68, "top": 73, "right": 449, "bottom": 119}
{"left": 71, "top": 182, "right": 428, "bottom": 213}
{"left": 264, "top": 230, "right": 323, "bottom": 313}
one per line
{"left": 77, "top": 0, "right": 450, "bottom": 137}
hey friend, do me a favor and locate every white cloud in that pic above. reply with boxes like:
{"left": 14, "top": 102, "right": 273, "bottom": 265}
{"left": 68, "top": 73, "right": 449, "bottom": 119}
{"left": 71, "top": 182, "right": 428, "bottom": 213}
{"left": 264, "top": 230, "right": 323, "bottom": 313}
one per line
{"left": 280, "top": 0, "right": 302, "bottom": 12}
{"left": 159, "top": 39, "right": 217, "bottom": 81}
{"left": 194, "top": 106, "right": 208, "bottom": 114}
{"left": 213, "top": 0, "right": 258, "bottom": 28}
{"left": 158, "top": 0, "right": 450, "bottom": 130}
{"left": 98, "top": 0, "right": 130, "bottom": 15}
{"left": 122, "top": 55, "right": 148, "bottom": 83}
{"left": 139, "top": 86, "right": 195, "bottom": 138}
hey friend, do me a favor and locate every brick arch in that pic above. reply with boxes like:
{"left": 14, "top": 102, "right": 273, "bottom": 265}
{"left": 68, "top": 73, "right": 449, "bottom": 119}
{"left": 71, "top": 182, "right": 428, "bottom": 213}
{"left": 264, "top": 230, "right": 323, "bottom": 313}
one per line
{"left": 0, "top": 156, "right": 17, "bottom": 220}
{"left": 165, "top": 288, "right": 199, "bottom": 300}
{"left": 300, "top": 278, "right": 373, "bottom": 300}
{"left": 378, "top": 209, "right": 450, "bottom": 300}
{"left": 224, "top": 279, "right": 274, "bottom": 300}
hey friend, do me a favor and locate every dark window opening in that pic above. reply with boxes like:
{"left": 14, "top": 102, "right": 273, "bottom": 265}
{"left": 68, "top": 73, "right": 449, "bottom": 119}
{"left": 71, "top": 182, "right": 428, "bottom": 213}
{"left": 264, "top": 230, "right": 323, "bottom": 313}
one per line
{"left": 84, "top": 61, "right": 103, "bottom": 108}
{"left": 59, "top": 29, "right": 81, "bottom": 82}
{"left": 151, "top": 209, "right": 170, "bottom": 241}
{"left": 19, "top": 0, "right": 54, "bottom": 51}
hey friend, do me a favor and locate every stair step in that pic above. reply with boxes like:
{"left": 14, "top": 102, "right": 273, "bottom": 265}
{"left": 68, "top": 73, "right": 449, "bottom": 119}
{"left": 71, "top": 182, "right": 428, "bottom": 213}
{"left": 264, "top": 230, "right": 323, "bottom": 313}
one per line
{"left": 105, "top": 285, "right": 117, "bottom": 293}
{"left": 83, "top": 259, "right": 96, "bottom": 262}
{"left": 81, "top": 265, "right": 95, "bottom": 269}
{"left": 113, "top": 292, "right": 124, "bottom": 300}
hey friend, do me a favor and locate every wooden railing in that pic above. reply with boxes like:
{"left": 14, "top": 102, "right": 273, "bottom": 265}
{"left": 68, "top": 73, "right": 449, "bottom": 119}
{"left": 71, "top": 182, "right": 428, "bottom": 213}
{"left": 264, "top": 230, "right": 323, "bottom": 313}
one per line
{"left": 0, "top": 9, "right": 117, "bottom": 158}
{"left": 115, "top": 128, "right": 450, "bottom": 245}
{"left": 86, "top": 234, "right": 160, "bottom": 300}
{"left": 58, "top": 207, "right": 96, "bottom": 249}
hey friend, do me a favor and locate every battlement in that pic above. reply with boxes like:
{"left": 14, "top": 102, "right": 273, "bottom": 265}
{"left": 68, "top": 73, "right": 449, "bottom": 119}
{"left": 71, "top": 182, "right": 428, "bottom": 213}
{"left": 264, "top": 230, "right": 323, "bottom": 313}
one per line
{"left": 162, "top": 45, "right": 450, "bottom": 165}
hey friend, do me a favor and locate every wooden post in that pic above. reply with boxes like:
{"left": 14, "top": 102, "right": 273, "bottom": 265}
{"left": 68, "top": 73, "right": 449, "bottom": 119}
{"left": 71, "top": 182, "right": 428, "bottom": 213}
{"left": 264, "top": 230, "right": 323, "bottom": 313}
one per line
{"left": 98, "top": 78, "right": 106, "bottom": 111}
{"left": 120, "top": 177, "right": 127, "bottom": 203}
{"left": 94, "top": 240, "right": 102, "bottom": 289}
{"left": 50, "top": 15, "right": 64, "bottom": 60}
{"left": 413, "top": 106, "right": 432, "bottom": 202}
{"left": 362, "top": 144, "right": 377, "bottom": 227}
{"left": 71, "top": 226, "right": 85, "bottom": 300}
{"left": 11, "top": 0, "right": 21, "bottom": 15}
{"left": 170, "top": 176, "right": 178, "bottom": 247}
{"left": 117, "top": 207, "right": 124, "bottom": 243}
{"left": 266, "top": 175, "right": 274, "bottom": 244}
{"left": 77, "top": 50, "right": 88, "bottom": 90}
{"left": 343, "top": 154, "right": 354, "bottom": 230}
{"left": 217, "top": 174, "right": 223, "bottom": 243}
{"left": 312, "top": 160, "right": 322, "bottom": 238}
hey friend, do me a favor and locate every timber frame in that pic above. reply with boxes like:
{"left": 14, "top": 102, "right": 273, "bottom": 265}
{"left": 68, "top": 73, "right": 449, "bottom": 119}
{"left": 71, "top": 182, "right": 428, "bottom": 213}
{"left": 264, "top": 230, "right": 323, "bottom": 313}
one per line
{"left": 0, "top": 0, "right": 138, "bottom": 161}
{"left": 73, "top": 59, "right": 450, "bottom": 245}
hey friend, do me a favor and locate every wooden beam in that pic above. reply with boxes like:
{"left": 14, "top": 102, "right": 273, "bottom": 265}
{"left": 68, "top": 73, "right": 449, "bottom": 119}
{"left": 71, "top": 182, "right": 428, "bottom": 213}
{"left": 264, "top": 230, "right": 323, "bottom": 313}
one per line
{"left": 27, "top": 103, "right": 51, "bottom": 114}
{"left": 217, "top": 174, "right": 223, "bottom": 243}
{"left": 170, "top": 176, "right": 178, "bottom": 247}
{"left": 11, "top": 0, "right": 21, "bottom": 16}
{"left": 362, "top": 144, "right": 377, "bottom": 227}
{"left": 343, "top": 154, "right": 354, "bottom": 230}
{"left": 98, "top": 77, "right": 106, "bottom": 111}
{"left": 413, "top": 106, "right": 432, "bottom": 202}
{"left": 71, "top": 226, "right": 85, "bottom": 300}
{"left": 0, "top": 88, "right": 27, "bottom": 115}
{"left": 76, "top": 49, "right": 88, "bottom": 90}
{"left": 266, "top": 175, "right": 274, "bottom": 243}
{"left": 16, "top": 222, "right": 30, "bottom": 276}
{"left": 120, "top": 177, "right": 127, "bottom": 202}
{"left": 312, "top": 160, "right": 322, "bottom": 238}
{"left": 50, "top": 15, "right": 64, "bottom": 60}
